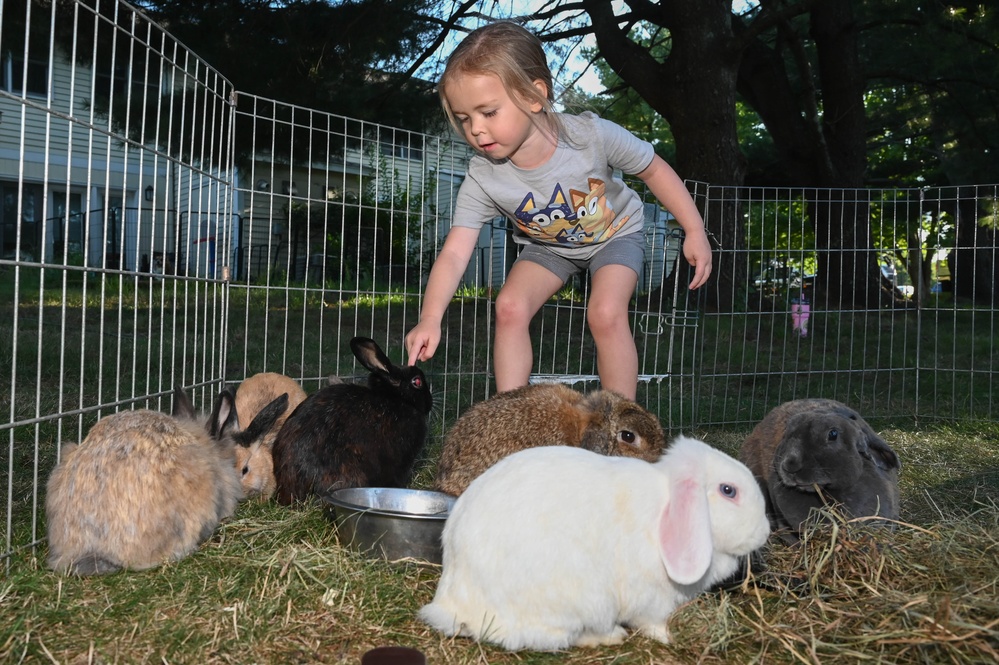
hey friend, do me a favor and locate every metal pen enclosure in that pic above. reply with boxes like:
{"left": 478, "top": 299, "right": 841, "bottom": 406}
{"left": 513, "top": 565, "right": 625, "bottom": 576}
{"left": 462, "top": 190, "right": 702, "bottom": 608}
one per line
{"left": 3, "top": 0, "right": 998, "bottom": 565}
{"left": 0, "top": 0, "right": 697, "bottom": 562}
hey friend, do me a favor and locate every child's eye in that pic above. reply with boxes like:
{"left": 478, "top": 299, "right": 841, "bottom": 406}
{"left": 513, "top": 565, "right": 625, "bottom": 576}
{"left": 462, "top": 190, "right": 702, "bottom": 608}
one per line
{"left": 456, "top": 116, "right": 469, "bottom": 124}
{"left": 483, "top": 110, "right": 497, "bottom": 118}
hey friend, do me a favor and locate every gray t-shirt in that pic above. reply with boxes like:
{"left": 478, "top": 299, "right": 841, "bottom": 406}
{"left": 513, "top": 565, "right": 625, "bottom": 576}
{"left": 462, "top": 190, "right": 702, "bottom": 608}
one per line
{"left": 452, "top": 112, "right": 655, "bottom": 260}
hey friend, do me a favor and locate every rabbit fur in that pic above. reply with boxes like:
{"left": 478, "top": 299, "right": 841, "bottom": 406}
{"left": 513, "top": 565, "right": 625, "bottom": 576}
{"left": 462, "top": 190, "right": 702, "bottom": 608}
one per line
{"left": 434, "top": 383, "right": 665, "bottom": 496}
{"left": 45, "top": 386, "right": 286, "bottom": 576}
{"left": 739, "top": 398, "right": 901, "bottom": 541}
{"left": 271, "top": 337, "right": 433, "bottom": 505}
{"left": 233, "top": 372, "right": 307, "bottom": 499}
{"left": 419, "top": 436, "right": 770, "bottom": 651}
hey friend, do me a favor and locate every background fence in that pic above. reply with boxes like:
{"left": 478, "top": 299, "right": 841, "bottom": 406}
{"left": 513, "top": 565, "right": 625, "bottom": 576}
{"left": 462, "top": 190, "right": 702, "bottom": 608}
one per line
{"left": 2, "top": 0, "right": 997, "bottom": 564}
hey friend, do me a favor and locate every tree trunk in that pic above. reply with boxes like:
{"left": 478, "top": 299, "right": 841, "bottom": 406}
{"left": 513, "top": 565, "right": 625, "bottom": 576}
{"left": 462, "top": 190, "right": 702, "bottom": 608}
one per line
{"left": 807, "top": 1, "right": 884, "bottom": 308}
{"left": 581, "top": 0, "right": 747, "bottom": 311}
{"left": 951, "top": 188, "right": 998, "bottom": 306}
{"left": 736, "top": 1, "right": 881, "bottom": 307}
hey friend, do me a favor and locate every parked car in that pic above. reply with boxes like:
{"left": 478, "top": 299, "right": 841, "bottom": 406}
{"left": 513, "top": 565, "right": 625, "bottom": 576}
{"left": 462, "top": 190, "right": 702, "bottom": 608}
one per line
{"left": 752, "top": 260, "right": 814, "bottom": 297}
{"left": 881, "top": 263, "right": 914, "bottom": 298}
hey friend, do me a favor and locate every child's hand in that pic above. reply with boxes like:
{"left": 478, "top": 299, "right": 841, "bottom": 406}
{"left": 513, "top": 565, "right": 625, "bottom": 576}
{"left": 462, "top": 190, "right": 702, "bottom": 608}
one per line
{"left": 683, "top": 227, "right": 713, "bottom": 290}
{"left": 406, "top": 320, "right": 441, "bottom": 365}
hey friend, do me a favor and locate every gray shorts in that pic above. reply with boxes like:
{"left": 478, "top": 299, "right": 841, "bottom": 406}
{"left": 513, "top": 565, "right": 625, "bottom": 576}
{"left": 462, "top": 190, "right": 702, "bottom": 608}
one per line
{"left": 514, "top": 231, "right": 645, "bottom": 283}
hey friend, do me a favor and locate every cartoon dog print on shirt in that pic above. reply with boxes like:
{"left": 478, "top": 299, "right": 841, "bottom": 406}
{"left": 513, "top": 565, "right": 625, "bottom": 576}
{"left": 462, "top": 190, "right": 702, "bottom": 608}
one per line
{"left": 513, "top": 178, "right": 629, "bottom": 246}
{"left": 513, "top": 184, "right": 574, "bottom": 239}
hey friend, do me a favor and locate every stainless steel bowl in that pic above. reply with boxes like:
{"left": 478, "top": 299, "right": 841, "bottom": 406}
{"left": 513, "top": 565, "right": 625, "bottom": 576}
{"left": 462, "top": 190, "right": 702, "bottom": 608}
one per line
{"left": 323, "top": 487, "right": 455, "bottom": 564}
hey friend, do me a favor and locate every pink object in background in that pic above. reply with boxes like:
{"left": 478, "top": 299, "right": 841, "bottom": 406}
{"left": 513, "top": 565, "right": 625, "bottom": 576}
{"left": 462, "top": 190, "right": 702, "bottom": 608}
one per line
{"left": 790, "top": 298, "right": 810, "bottom": 337}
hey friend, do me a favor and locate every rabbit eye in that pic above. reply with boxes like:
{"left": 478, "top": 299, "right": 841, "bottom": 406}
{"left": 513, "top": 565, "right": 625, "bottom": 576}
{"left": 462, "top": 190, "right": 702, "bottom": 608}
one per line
{"left": 720, "top": 484, "right": 737, "bottom": 499}
{"left": 618, "top": 430, "right": 637, "bottom": 445}
{"left": 242, "top": 464, "right": 250, "bottom": 476}
{"left": 410, "top": 376, "right": 423, "bottom": 389}
{"left": 828, "top": 428, "right": 839, "bottom": 441}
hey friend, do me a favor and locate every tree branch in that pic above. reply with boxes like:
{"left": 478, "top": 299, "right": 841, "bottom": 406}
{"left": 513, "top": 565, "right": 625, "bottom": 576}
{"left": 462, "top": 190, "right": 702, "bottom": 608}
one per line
{"left": 731, "top": 0, "right": 819, "bottom": 51}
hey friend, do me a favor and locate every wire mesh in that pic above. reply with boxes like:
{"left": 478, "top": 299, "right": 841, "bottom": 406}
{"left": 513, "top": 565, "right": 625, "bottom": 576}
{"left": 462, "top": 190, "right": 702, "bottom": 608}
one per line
{"left": 1, "top": 0, "right": 997, "bottom": 565}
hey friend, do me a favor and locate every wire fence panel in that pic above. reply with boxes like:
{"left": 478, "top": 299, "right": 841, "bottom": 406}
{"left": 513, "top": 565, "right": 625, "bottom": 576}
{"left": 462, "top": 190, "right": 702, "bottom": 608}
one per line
{"left": 698, "top": 184, "right": 998, "bottom": 429}
{"left": 223, "top": 92, "right": 698, "bottom": 434}
{"left": 1, "top": 0, "right": 235, "bottom": 562}
{"left": 1, "top": 0, "right": 997, "bottom": 565}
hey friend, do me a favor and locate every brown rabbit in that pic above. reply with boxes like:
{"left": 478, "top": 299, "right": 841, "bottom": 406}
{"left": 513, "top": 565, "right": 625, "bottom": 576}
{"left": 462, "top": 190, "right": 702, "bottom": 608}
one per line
{"left": 739, "top": 398, "right": 901, "bottom": 542}
{"left": 233, "top": 372, "right": 308, "bottom": 499}
{"left": 434, "top": 383, "right": 665, "bottom": 496}
{"left": 45, "top": 386, "right": 286, "bottom": 575}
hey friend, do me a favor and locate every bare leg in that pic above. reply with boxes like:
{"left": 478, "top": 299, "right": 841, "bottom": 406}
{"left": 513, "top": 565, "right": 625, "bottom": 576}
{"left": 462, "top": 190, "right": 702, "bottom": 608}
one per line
{"left": 587, "top": 264, "right": 639, "bottom": 399}
{"left": 493, "top": 261, "right": 565, "bottom": 392}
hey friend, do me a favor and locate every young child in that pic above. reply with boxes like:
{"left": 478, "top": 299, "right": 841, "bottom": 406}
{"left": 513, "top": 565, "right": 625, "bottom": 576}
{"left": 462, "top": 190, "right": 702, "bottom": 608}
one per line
{"left": 405, "top": 21, "right": 712, "bottom": 399}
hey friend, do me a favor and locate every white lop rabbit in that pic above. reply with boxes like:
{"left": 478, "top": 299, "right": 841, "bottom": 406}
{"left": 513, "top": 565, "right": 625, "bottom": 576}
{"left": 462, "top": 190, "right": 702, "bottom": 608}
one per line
{"left": 419, "top": 435, "right": 770, "bottom": 651}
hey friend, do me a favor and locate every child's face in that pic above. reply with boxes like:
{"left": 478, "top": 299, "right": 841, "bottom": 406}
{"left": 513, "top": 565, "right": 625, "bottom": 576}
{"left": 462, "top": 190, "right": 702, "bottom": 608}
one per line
{"left": 444, "top": 73, "right": 549, "bottom": 166}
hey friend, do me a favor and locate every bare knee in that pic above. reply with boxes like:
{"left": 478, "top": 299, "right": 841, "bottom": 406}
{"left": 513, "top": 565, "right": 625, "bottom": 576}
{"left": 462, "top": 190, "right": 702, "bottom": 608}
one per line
{"left": 587, "top": 299, "right": 630, "bottom": 339}
{"left": 495, "top": 290, "right": 534, "bottom": 329}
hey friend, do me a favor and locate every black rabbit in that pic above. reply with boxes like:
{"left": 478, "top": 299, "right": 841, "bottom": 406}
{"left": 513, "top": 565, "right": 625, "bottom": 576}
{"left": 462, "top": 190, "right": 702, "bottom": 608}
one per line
{"left": 271, "top": 337, "right": 433, "bottom": 505}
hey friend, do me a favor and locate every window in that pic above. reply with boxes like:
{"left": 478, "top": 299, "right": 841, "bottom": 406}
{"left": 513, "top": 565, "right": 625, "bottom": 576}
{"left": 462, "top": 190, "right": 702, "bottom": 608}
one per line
{"left": 380, "top": 137, "right": 424, "bottom": 162}
{"left": 1, "top": 182, "right": 44, "bottom": 262}
{"left": 1, "top": 52, "right": 49, "bottom": 97}
{"left": 93, "top": 60, "right": 161, "bottom": 104}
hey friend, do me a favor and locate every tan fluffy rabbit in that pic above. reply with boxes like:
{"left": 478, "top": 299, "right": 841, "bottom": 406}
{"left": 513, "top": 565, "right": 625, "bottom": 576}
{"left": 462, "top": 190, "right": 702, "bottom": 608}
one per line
{"left": 233, "top": 372, "right": 307, "bottom": 499}
{"left": 739, "top": 398, "right": 901, "bottom": 542}
{"left": 435, "top": 383, "right": 665, "bottom": 496}
{"left": 45, "top": 386, "right": 286, "bottom": 575}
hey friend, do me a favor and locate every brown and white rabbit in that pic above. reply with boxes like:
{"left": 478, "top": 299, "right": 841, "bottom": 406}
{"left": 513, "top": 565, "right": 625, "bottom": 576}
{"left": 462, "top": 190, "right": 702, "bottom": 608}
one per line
{"left": 45, "top": 386, "right": 287, "bottom": 575}
{"left": 419, "top": 436, "right": 770, "bottom": 651}
{"left": 233, "top": 372, "right": 307, "bottom": 499}
{"left": 434, "top": 383, "right": 665, "bottom": 496}
{"left": 271, "top": 337, "right": 433, "bottom": 505}
{"left": 739, "top": 398, "right": 901, "bottom": 541}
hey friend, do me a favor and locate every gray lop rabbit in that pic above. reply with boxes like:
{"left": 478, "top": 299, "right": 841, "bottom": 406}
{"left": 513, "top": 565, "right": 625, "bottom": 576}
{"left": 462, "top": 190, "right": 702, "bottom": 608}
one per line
{"left": 435, "top": 382, "right": 665, "bottom": 496}
{"left": 739, "top": 398, "right": 901, "bottom": 541}
{"left": 45, "top": 386, "right": 286, "bottom": 575}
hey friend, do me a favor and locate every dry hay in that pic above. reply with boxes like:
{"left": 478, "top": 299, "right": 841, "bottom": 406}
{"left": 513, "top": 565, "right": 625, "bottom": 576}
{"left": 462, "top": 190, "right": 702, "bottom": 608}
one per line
{"left": 668, "top": 503, "right": 999, "bottom": 664}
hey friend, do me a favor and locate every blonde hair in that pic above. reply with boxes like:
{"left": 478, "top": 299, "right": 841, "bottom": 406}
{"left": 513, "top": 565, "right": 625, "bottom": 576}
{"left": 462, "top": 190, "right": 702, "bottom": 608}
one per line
{"left": 439, "top": 21, "right": 563, "bottom": 141}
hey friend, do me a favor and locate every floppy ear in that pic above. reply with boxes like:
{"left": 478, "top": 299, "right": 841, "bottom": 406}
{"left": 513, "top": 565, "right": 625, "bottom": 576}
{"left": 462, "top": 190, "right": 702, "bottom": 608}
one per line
{"left": 658, "top": 477, "right": 713, "bottom": 585}
{"left": 579, "top": 411, "right": 612, "bottom": 448}
{"left": 577, "top": 393, "right": 614, "bottom": 449}
{"left": 865, "top": 433, "right": 901, "bottom": 472}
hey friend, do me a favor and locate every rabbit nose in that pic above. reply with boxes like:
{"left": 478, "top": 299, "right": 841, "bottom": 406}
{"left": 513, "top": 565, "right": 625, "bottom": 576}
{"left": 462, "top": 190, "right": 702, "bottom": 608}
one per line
{"left": 780, "top": 449, "right": 803, "bottom": 474}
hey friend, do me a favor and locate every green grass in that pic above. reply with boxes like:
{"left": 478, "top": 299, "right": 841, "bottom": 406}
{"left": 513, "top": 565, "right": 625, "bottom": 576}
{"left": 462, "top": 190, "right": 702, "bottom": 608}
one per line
{"left": 2, "top": 267, "right": 998, "bottom": 663}
{"left": 1, "top": 425, "right": 996, "bottom": 664}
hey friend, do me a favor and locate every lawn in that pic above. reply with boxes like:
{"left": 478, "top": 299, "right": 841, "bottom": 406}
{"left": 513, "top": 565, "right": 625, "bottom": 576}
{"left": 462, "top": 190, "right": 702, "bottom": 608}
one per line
{"left": 1, "top": 424, "right": 996, "bottom": 664}
{"left": 2, "top": 268, "right": 997, "bottom": 664}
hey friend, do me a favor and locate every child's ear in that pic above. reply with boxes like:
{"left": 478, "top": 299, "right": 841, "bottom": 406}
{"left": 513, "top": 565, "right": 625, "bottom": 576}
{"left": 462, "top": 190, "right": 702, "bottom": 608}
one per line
{"left": 530, "top": 79, "right": 549, "bottom": 113}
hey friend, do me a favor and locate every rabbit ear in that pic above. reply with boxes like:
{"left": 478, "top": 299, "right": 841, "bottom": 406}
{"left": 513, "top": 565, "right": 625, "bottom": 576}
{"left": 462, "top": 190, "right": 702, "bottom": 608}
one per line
{"left": 349, "top": 337, "right": 394, "bottom": 375}
{"left": 658, "top": 477, "right": 714, "bottom": 585}
{"left": 208, "top": 389, "right": 238, "bottom": 438}
{"left": 864, "top": 433, "right": 901, "bottom": 472}
{"left": 172, "top": 386, "right": 197, "bottom": 420}
{"left": 234, "top": 393, "right": 288, "bottom": 447}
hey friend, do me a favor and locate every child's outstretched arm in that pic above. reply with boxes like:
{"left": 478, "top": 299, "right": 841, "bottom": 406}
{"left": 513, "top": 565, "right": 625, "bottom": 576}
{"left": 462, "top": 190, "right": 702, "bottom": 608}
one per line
{"left": 636, "top": 155, "right": 713, "bottom": 290}
{"left": 406, "top": 225, "right": 481, "bottom": 365}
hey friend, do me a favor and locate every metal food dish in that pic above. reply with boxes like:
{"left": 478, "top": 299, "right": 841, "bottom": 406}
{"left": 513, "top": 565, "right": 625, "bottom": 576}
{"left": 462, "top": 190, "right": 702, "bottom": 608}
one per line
{"left": 323, "top": 487, "right": 455, "bottom": 564}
